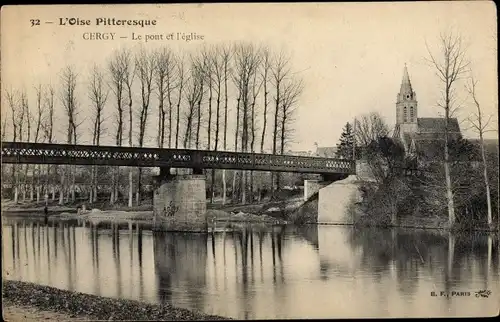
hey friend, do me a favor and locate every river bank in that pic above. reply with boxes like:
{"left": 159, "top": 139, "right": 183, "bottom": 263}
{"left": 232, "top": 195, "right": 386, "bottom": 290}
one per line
{"left": 3, "top": 302, "right": 87, "bottom": 321}
{"left": 1, "top": 197, "right": 301, "bottom": 225}
{"left": 5, "top": 190, "right": 491, "bottom": 231}
{"left": 2, "top": 280, "right": 229, "bottom": 321}
{"left": 1, "top": 199, "right": 152, "bottom": 215}
{"left": 1, "top": 196, "right": 304, "bottom": 213}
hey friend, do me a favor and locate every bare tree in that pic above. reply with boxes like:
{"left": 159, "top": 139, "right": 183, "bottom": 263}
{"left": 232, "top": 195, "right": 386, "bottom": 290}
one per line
{"left": 207, "top": 45, "right": 226, "bottom": 202}
{"left": 136, "top": 47, "right": 156, "bottom": 147}
{"left": 13, "top": 90, "right": 26, "bottom": 203}
{"left": 42, "top": 85, "right": 55, "bottom": 144}
{"left": 154, "top": 46, "right": 177, "bottom": 149}
{"left": 122, "top": 48, "right": 136, "bottom": 207}
{"left": 108, "top": 48, "right": 128, "bottom": 205}
{"left": 210, "top": 47, "right": 226, "bottom": 152}
{"left": 415, "top": 139, "right": 484, "bottom": 226}
{"left": 175, "top": 55, "right": 186, "bottom": 149}
{"left": 232, "top": 43, "right": 261, "bottom": 204}
{"left": 354, "top": 112, "right": 390, "bottom": 147}
{"left": 5, "top": 88, "right": 20, "bottom": 202}
{"left": 42, "top": 84, "right": 56, "bottom": 201}
{"left": 183, "top": 65, "right": 203, "bottom": 149}
{"left": 166, "top": 62, "right": 177, "bottom": 149}
{"left": 60, "top": 65, "right": 80, "bottom": 204}
{"left": 260, "top": 47, "right": 272, "bottom": 153}
{"left": 425, "top": 31, "right": 470, "bottom": 227}
{"left": 465, "top": 75, "right": 495, "bottom": 229}
{"left": 249, "top": 62, "right": 264, "bottom": 200}
{"left": 221, "top": 45, "right": 232, "bottom": 205}
{"left": 200, "top": 46, "right": 214, "bottom": 150}
{"left": 1, "top": 112, "right": 6, "bottom": 141}
{"left": 135, "top": 47, "right": 156, "bottom": 203}
{"left": 89, "top": 64, "right": 109, "bottom": 204}
{"left": 33, "top": 84, "right": 44, "bottom": 202}
{"left": 0, "top": 109, "right": 7, "bottom": 194}
{"left": 200, "top": 46, "right": 217, "bottom": 203}
{"left": 20, "top": 90, "right": 31, "bottom": 201}
{"left": 156, "top": 58, "right": 165, "bottom": 148}
{"left": 108, "top": 50, "right": 127, "bottom": 146}
{"left": 279, "top": 77, "right": 303, "bottom": 155}
{"left": 21, "top": 90, "right": 31, "bottom": 142}
{"left": 270, "top": 50, "right": 291, "bottom": 195}
{"left": 33, "top": 84, "right": 43, "bottom": 144}
{"left": 60, "top": 67, "right": 80, "bottom": 144}
{"left": 192, "top": 54, "right": 206, "bottom": 150}
{"left": 232, "top": 73, "right": 242, "bottom": 203}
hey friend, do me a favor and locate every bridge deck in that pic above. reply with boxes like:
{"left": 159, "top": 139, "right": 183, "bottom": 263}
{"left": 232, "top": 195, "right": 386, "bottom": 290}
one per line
{"left": 1, "top": 142, "right": 356, "bottom": 175}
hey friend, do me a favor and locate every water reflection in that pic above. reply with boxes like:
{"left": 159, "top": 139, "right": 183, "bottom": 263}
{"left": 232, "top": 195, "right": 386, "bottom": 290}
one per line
{"left": 154, "top": 232, "right": 208, "bottom": 311}
{"left": 2, "top": 218, "right": 499, "bottom": 319}
{"left": 346, "top": 228, "right": 500, "bottom": 295}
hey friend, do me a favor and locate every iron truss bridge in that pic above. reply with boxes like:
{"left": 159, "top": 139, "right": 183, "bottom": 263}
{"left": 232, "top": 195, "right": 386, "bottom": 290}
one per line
{"left": 1, "top": 142, "right": 356, "bottom": 175}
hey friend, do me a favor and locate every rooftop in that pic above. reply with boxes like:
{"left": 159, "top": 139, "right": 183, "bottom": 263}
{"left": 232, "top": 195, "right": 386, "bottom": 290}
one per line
{"left": 417, "top": 117, "right": 461, "bottom": 133}
{"left": 314, "top": 146, "right": 337, "bottom": 158}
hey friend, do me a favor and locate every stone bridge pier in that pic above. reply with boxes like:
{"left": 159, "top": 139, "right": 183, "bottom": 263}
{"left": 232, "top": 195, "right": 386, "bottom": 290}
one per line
{"left": 153, "top": 167, "right": 208, "bottom": 232}
{"left": 304, "top": 173, "right": 349, "bottom": 201}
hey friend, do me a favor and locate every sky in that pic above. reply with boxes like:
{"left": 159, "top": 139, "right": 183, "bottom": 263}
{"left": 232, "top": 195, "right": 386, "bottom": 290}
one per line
{"left": 1, "top": 2, "right": 497, "bottom": 152}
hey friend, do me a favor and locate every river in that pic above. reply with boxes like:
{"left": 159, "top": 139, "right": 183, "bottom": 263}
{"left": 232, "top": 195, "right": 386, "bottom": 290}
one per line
{"left": 2, "top": 216, "right": 499, "bottom": 319}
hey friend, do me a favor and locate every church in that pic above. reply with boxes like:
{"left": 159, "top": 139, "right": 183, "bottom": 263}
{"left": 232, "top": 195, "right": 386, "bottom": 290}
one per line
{"left": 392, "top": 65, "right": 462, "bottom": 162}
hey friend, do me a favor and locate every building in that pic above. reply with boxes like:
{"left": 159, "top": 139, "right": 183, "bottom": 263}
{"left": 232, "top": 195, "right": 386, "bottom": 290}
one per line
{"left": 283, "top": 145, "right": 337, "bottom": 158}
{"left": 392, "top": 64, "right": 463, "bottom": 162}
{"left": 313, "top": 143, "right": 337, "bottom": 158}
{"left": 285, "top": 150, "right": 312, "bottom": 157}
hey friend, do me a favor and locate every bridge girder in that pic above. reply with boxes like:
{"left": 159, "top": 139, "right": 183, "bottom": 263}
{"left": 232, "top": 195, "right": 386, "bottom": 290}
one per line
{"left": 1, "top": 141, "right": 356, "bottom": 176}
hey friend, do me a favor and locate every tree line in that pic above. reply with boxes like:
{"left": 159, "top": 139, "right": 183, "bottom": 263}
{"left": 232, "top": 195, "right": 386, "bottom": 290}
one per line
{"left": 2, "top": 42, "right": 304, "bottom": 207}
{"left": 338, "top": 30, "right": 498, "bottom": 231}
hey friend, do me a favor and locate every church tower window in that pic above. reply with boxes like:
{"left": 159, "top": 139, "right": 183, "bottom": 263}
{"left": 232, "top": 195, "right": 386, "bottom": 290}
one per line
{"left": 410, "top": 106, "right": 414, "bottom": 122}
{"left": 404, "top": 106, "right": 408, "bottom": 122}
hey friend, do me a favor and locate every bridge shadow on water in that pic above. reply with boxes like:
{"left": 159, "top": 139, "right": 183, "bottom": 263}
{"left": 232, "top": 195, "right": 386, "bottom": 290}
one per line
{"left": 2, "top": 217, "right": 499, "bottom": 319}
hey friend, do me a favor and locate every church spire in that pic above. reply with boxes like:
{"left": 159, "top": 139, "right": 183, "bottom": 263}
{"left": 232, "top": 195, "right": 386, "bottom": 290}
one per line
{"left": 396, "top": 63, "right": 418, "bottom": 130}
{"left": 400, "top": 63, "right": 413, "bottom": 95}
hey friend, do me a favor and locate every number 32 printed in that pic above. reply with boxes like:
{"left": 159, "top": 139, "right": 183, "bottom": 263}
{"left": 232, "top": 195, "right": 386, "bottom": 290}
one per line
{"left": 30, "top": 19, "right": 40, "bottom": 27}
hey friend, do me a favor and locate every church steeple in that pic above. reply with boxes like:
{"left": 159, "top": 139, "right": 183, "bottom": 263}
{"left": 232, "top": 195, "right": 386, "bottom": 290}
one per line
{"left": 396, "top": 64, "right": 418, "bottom": 133}
{"left": 400, "top": 63, "right": 413, "bottom": 95}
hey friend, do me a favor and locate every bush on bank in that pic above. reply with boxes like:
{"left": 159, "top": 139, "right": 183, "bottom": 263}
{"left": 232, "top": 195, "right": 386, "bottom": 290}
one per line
{"left": 348, "top": 136, "right": 499, "bottom": 231}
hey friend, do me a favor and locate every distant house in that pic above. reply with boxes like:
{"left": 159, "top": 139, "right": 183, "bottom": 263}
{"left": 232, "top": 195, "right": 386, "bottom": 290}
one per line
{"left": 285, "top": 150, "right": 312, "bottom": 157}
{"left": 313, "top": 143, "right": 337, "bottom": 158}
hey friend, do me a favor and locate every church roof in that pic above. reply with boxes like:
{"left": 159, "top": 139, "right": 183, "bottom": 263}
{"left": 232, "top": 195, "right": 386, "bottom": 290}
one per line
{"left": 414, "top": 131, "right": 462, "bottom": 141}
{"left": 417, "top": 117, "right": 461, "bottom": 133}
{"left": 395, "top": 115, "right": 463, "bottom": 153}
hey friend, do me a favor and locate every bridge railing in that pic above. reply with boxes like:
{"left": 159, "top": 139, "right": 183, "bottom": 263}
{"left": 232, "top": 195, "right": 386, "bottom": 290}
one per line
{"left": 1, "top": 141, "right": 356, "bottom": 175}
{"left": 197, "top": 150, "right": 355, "bottom": 173}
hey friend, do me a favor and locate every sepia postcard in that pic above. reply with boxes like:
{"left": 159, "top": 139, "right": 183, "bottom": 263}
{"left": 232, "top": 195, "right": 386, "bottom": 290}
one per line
{"left": 1, "top": 2, "right": 499, "bottom": 320}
